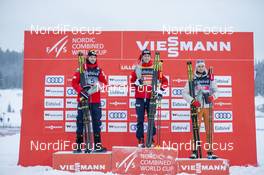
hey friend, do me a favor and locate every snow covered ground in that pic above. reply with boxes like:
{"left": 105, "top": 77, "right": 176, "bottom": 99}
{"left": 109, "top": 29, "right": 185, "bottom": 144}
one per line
{"left": 0, "top": 89, "right": 264, "bottom": 174}
{"left": 0, "top": 89, "right": 22, "bottom": 128}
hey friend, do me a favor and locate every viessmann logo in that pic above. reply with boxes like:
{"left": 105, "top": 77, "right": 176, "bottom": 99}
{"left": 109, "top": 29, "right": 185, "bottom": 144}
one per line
{"left": 136, "top": 36, "right": 231, "bottom": 57}
{"left": 46, "top": 35, "right": 68, "bottom": 58}
{"left": 59, "top": 163, "right": 106, "bottom": 172}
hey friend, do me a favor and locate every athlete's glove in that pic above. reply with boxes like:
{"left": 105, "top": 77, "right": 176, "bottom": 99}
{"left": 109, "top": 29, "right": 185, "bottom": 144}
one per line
{"left": 191, "top": 99, "right": 201, "bottom": 108}
{"left": 208, "top": 95, "right": 215, "bottom": 103}
{"left": 135, "top": 79, "right": 143, "bottom": 86}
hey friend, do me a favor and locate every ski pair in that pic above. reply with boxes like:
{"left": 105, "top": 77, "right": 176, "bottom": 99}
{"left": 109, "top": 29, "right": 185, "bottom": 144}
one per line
{"left": 146, "top": 52, "right": 163, "bottom": 148}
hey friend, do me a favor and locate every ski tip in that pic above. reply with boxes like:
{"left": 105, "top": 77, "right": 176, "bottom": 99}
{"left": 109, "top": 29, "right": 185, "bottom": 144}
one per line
{"left": 187, "top": 61, "right": 192, "bottom": 65}
{"left": 155, "top": 51, "right": 160, "bottom": 55}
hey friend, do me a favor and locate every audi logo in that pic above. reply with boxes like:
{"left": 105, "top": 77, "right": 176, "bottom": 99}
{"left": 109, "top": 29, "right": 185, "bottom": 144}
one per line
{"left": 46, "top": 77, "right": 64, "bottom": 84}
{"left": 67, "top": 88, "right": 77, "bottom": 95}
{"left": 172, "top": 89, "right": 183, "bottom": 96}
{"left": 215, "top": 112, "right": 232, "bottom": 119}
{"left": 109, "top": 112, "right": 127, "bottom": 119}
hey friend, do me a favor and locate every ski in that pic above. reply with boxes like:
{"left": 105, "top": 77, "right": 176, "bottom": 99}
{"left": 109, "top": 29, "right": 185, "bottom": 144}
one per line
{"left": 78, "top": 53, "right": 93, "bottom": 153}
{"left": 146, "top": 52, "right": 161, "bottom": 148}
{"left": 187, "top": 61, "right": 202, "bottom": 158}
{"left": 208, "top": 66, "right": 213, "bottom": 156}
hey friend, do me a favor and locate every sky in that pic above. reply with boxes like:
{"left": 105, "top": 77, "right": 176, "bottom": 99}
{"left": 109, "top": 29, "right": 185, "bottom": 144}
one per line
{"left": 0, "top": 0, "right": 263, "bottom": 61}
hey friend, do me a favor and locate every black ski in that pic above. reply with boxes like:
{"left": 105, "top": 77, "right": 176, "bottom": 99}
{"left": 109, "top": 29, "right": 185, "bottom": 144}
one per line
{"left": 78, "top": 53, "right": 93, "bottom": 153}
{"left": 187, "top": 61, "right": 202, "bottom": 158}
{"left": 146, "top": 52, "right": 161, "bottom": 148}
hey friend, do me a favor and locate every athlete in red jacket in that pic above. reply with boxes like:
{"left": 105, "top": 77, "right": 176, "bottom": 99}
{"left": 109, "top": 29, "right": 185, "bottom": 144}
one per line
{"left": 130, "top": 49, "right": 168, "bottom": 147}
{"left": 72, "top": 50, "right": 107, "bottom": 153}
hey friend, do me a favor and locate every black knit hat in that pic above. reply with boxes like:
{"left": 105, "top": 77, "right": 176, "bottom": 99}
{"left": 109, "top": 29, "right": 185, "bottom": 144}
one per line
{"left": 141, "top": 49, "right": 151, "bottom": 56}
{"left": 88, "top": 50, "right": 97, "bottom": 57}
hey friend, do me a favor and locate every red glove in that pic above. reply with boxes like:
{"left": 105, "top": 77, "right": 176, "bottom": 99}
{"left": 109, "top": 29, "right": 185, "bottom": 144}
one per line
{"left": 208, "top": 96, "right": 214, "bottom": 103}
{"left": 191, "top": 100, "right": 201, "bottom": 108}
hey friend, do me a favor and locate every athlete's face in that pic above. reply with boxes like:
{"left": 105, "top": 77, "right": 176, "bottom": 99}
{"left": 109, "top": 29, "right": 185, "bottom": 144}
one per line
{"left": 142, "top": 54, "right": 151, "bottom": 63}
{"left": 88, "top": 56, "right": 97, "bottom": 64}
{"left": 197, "top": 64, "right": 205, "bottom": 74}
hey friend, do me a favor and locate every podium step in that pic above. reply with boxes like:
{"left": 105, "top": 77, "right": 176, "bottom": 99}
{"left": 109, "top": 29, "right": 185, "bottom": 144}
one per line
{"left": 176, "top": 158, "right": 229, "bottom": 175}
{"left": 112, "top": 146, "right": 178, "bottom": 175}
{"left": 52, "top": 151, "right": 112, "bottom": 173}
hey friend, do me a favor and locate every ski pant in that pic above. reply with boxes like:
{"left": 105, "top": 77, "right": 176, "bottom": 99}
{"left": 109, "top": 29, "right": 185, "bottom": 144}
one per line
{"left": 192, "top": 108, "right": 213, "bottom": 153}
{"left": 76, "top": 102, "right": 102, "bottom": 136}
{"left": 135, "top": 98, "right": 156, "bottom": 140}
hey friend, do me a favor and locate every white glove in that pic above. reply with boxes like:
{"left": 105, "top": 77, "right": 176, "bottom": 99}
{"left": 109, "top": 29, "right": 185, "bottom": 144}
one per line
{"left": 135, "top": 79, "right": 143, "bottom": 86}
{"left": 155, "top": 89, "right": 163, "bottom": 100}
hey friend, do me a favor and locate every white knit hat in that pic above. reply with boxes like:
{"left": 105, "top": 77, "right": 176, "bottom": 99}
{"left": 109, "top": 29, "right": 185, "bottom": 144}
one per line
{"left": 196, "top": 59, "right": 205, "bottom": 67}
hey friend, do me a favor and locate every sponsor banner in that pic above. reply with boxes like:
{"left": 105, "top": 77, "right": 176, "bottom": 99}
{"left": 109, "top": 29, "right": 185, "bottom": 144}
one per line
{"left": 129, "top": 98, "right": 136, "bottom": 108}
{"left": 65, "top": 110, "right": 77, "bottom": 121}
{"left": 108, "top": 122, "right": 128, "bottom": 132}
{"left": 44, "top": 110, "right": 63, "bottom": 121}
{"left": 129, "top": 87, "right": 135, "bottom": 97}
{"left": 44, "top": 87, "right": 64, "bottom": 97}
{"left": 20, "top": 32, "right": 256, "bottom": 167}
{"left": 112, "top": 146, "right": 177, "bottom": 174}
{"left": 176, "top": 159, "right": 229, "bottom": 175}
{"left": 214, "top": 111, "right": 233, "bottom": 121}
{"left": 171, "top": 122, "right": 190, "bottom": 132}
{"left": 100, "top": 99, "right": 106, "bottom": 109}
{"left": 65, "top": 122, "right": 77, "bottom": 132}
{"left": 44, "top": 122, "right": 64, "bottom": 133}
{"left": 218, "top": 87, "right": 232, "bottom": 97}
{"left": 214, "top": 76, "right": 232, "bottom": 86}
{"left": 171, "top": 111, "right": 190, "bottom": 121}
{"left": 160, "top": 99, "right": 170, "bottom": 109}
{"left": 53, "top": 151, "right": 112, "bottom": 173}
{"left": 171, "top": 99, "right": 190, "bottom": 109}
{"left": 155, "top": 110, "right": 170, "bottom": 120}
{"left": 45, "top": 75, "right": 64, "bottom": 85}
{"left": 65, "top": 87, "right": 78, "bottom": 97}
{"left": 214, "top": 99, "right": 233, "bottom": 108}
{"left": 108, "top": 110, "right": 128, "bottom": 121}
{"left": 109, "top": 99, "right": 127, "bottom": 107}
{"left": 24, "top": 32, "right": 122, "bottom": 59}
{"left": 44, "top": 98, "right": 64, "bottom": 108}
{"left": 108, "top": 86, "right": 128, "bottom": 96}
{"left": 101, "top": 110, "right": 106, "bottom": 121}
{"left": 171, "top": 87, "right": 184, "bottom": 98}
{"left": 172, "top": 78, "right": 188, "bottom": 85}
{"left": 129, "top": 122, "right": 148, "bottom": 133}
{"left": 214, "top": 122, "right": 233, "bottom": 133}
{"left": 200, "top": 122, "right": 205, "bottom": 133}
{"left": 101, "top": 122, "right": 106, "bottom": 132}
{"left": 66, "top": 98, "right": 78, "bottom": 109}
{"left": 108, "top": 75, "right": 128, "bottom": 85}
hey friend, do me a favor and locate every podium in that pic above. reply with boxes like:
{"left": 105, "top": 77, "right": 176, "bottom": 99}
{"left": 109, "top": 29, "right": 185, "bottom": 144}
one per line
{"left": 52, "top": 148, "right": 229, "bottom": 174}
